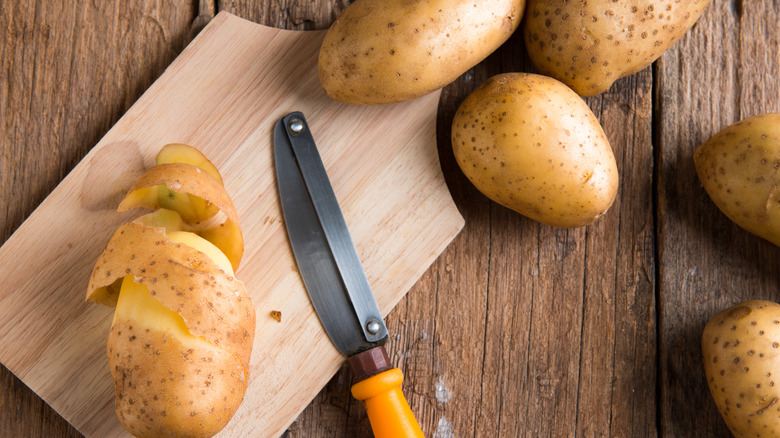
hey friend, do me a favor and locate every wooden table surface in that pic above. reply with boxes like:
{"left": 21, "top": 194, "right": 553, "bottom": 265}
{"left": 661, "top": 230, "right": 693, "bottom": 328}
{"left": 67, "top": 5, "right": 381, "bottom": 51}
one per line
{"left": 1, "top": 1, "right": 779, "bottom": 437}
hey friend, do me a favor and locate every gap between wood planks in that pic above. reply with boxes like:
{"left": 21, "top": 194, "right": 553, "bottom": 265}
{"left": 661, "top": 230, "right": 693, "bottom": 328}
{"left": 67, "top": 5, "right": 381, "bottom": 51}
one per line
{"left": 652, "top": 56, "right": 665, "bottom": 438}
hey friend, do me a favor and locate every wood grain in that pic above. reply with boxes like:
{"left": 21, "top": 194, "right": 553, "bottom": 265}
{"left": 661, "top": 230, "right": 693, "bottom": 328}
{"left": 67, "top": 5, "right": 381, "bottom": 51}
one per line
{"left": 0, "top": 10, "right": 463, "bottom": 438}
{"left": 3, "top": 0, "right": 780, "bottom": 437}
{"left": 1, "top": 2, "right": 196, "bottom": 437}
{"left": 286, "top": 9, "right": 656, "bottom": 436}
{"left": 657, "top": 1, "right": 780, "bottom": 436}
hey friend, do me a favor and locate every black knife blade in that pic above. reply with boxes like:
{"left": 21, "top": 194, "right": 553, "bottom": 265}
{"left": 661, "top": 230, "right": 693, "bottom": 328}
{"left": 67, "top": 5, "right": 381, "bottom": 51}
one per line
{"left": 273, "top": 112, "right": 424, "bottom": 438}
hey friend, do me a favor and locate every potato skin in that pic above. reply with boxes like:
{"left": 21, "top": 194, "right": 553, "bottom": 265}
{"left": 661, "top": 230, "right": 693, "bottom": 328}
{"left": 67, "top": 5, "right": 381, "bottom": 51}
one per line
{"left": 118, "top": 163, "right": 244, "bottom": 271}
{"left": 319, "top": 0, "right": 525, "bottom": 105}
{"left": 523, "top": 0, "right": 711, "bottom": 97}
{"left": 452, "top": 73, "right": 618, "bottom": 227}
{"left": 702, "top": 300, "right": 780, "bottom": 438}
{"left": 87, "top": 220, "right": 255, "bottom": 369}
{"left": 693, "top": 114, "right": 780, "bottom": 247}
{"left": 109, "top": 317, "right": 246, "bottom": 438}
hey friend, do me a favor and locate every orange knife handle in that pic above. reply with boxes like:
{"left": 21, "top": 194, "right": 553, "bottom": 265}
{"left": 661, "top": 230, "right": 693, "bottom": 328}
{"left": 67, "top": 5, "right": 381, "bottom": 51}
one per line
{"left": 351, "top": 367, "right": 424, "bottom": 438}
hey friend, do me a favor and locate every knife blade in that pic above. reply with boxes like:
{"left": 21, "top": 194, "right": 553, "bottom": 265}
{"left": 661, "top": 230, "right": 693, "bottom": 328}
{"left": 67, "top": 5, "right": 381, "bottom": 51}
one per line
{"left": 274, "top": 112, "right": 424, "bottom": 438}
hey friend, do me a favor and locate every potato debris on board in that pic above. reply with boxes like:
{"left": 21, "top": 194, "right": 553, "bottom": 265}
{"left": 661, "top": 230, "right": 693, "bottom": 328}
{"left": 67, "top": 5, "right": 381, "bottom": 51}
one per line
{"left": 86, "top": 144, "right": 255, "bottom": 438}
{"left": 702, "top": 300, "right": 780, "bottom": 438}
{"left": 270, "top": 310, "right": 282, "bottom": 322}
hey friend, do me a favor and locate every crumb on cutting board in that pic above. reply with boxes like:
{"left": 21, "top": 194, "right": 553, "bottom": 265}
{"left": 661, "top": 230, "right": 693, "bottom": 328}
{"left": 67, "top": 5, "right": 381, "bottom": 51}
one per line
{"left": 270, "top": 310, "right": 282, "bottom": 322}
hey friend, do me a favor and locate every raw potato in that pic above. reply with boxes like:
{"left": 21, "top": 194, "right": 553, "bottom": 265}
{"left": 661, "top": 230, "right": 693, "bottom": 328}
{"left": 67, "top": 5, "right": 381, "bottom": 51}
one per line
{"left": 87, "top": 145, "right": 255, "bottom": 438}
{"left": 319, "top": 0, "right": 525, "bottom": 105}
{"left": 523, "top": 0, "right": 711, "bottom": 97}
{"left": 702, "top": 300, "right": 780, "bottom": 438}
{"left": 452, "top": 73, "right": 618, "bottom": 227}
{"left": 127, "top": 143, "right": 224, "bottom": 225}
{"left": 693, "top": 114, "right": 780, "bottom": 247}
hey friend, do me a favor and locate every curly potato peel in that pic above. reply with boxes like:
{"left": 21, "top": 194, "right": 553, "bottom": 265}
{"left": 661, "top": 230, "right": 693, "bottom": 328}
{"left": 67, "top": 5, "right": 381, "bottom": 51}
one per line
{"left": 87, "top": 219, "right": 255, "bottom": 371}
{"left": 122, "top": 143, "right": 226, "bottom": 224}
{"left": 155, "top": 143, "right": 224, "bottom": 185}
{"left": 118, "top": 162, "right": 244, "bottom": 271}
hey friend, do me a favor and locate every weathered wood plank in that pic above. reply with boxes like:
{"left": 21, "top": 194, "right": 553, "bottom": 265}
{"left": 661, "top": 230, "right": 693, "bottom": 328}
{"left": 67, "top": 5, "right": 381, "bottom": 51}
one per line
{"left": 223, "top": 1, "right": 657, "bottom": 436}
{"left": 0, "top": 1, "right": 197, "bottom": 436}
{"left": 580, "top": 69, "right": 657, "bottom": 438}
{"left": 218, "top": 0, "right": 349, "bottom": 31}
{"left": 657, "top": 1, "right": 780, "bottom": 436}
{"left": 464, "top": 35, "right": 592, "bottom": 438}
{"left": 6, "top": 0, "right": 779, "bottom": 436}
{"left": 424, "top": 24, "right": 656, "bottom": 438}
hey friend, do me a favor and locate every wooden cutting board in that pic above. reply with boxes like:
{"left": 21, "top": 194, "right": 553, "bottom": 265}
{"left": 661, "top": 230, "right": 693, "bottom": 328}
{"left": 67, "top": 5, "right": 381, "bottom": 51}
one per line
{"left": 0, "top": 12, "right": 463, "bottom": 438}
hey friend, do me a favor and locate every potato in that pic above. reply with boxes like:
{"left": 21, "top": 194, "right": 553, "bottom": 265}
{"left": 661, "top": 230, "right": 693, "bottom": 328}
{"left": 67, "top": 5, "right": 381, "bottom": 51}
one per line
{"left": 119, "top": 145, "right": 244, "bottom": 271}
{"left": 452, "top": 73, "right": 618, "bottom": 227}
{"left": 87, "top": 145, "right": 254, "bottom": 438}
{"left": 523, "top": 0, "right": 711, "bottom": 97}
{"left": 108, "top": 235, "right": 247, "bottom": 438}
{"left": 702, "top": 300, "right": 780, "bottom": 438}
{"left": 88, "top": 219, "right": 256, "bottom": 438}
{"left": 318, "top": 0, "right": 525, "bottom": 105}
{"left": 693, "top": 114, "right": 780, "bottom": 247}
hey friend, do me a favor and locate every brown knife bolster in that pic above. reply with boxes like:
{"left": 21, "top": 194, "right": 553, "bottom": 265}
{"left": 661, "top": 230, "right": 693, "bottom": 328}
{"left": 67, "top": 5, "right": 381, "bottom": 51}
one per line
{"left": 348, "top": 345, "right": 393, "bottom": 382}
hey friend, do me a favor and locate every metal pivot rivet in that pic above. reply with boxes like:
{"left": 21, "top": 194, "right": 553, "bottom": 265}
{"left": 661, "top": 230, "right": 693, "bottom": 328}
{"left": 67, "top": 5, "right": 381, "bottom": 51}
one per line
{"left": 289, "top": 118, "right": 304, "bottom": 134}
{"left": 366, "top": 319, "right": 381, "bottom": 335}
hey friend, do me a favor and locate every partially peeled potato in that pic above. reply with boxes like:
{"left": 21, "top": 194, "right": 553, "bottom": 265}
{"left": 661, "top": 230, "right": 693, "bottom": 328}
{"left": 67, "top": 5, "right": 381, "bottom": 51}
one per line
{"left": 87, "top": 144, "right": 255, "bottom": 438}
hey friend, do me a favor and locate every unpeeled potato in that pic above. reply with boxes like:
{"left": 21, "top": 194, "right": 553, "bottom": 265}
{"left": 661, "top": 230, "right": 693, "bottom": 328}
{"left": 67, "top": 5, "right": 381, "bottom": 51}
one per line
{"left": 523, "top": 0, "right": 711, "bottom": 97}
{"left": 319, "top": 0, "right": 525, "bottom": 105}
{"left": 452, "top": 73, "right": 618, "bottom": 227}
{"left": 702, "top": 300, "right": 780, "bottom": 437}
{"left": 693, "top": 114, "right": 780, "bottom": 247}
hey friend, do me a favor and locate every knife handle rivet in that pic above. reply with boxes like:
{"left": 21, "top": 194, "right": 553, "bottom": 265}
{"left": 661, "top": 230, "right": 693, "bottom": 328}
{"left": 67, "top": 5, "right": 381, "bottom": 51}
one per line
{"left": 289, "top": 118, "right": 305, "bottom": 134}
{"left": 366, "top": 319, "right": 381, "bottom": 335}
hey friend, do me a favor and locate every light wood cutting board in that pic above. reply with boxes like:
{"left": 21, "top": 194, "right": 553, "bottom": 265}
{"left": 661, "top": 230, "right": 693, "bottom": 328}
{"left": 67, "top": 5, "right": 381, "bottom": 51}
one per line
{"left": 0, "top": 12, "right": 463, "bottom": 438}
